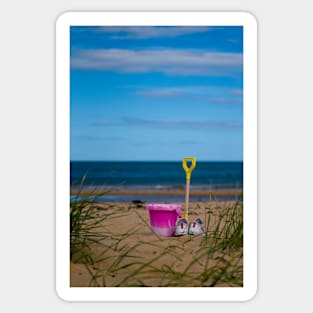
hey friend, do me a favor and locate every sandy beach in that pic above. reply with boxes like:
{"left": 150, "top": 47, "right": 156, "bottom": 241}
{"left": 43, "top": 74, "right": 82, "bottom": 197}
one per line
{"left": 70, "top": 200, "right": 243, "bottom": 287}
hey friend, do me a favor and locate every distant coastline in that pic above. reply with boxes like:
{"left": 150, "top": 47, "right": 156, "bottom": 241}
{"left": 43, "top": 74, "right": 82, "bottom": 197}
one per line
{"left": 70, "top": 186, "right": 243, "bottom": 196}
{"left": 70, "top": 186, "right": 243, "bottom": 203}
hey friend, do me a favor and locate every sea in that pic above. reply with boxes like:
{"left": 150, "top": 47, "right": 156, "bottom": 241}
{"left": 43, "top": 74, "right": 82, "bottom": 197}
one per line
{"left": 70, "top": 161, "right": 243, "bottom": 202}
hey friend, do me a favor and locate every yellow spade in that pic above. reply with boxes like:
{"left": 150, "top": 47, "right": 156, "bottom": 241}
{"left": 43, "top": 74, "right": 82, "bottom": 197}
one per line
{"left": 182, "top": 157, "right": 197, "bottom": 221}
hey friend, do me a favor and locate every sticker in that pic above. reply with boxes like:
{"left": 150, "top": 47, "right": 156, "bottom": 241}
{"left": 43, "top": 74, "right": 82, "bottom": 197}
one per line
{"left": 56, "top": 11, "right": 258, "bottom": 302}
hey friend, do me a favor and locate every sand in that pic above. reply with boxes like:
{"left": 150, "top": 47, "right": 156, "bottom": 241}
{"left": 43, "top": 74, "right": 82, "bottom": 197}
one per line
{"left": 70, "top": 187, "right": 243, "bottom": 198}
{"left": 70, "top": 199, "right": 243, "bottom": 287}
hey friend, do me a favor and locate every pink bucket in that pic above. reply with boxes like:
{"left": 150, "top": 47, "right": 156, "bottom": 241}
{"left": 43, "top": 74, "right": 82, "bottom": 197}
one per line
{"left": 146, "top": 203, "right": 181, "bottom": 237}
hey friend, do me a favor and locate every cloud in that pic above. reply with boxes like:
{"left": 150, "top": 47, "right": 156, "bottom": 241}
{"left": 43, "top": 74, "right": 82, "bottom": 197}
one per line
{"left": 122, "top": 117, "right": 242, "bottom": 131}
{"left": 93, "top": 26, "right": 212, "bottom": 39}
{"left": 135, "top": 89, "right": 184, "bottom": 98}
{"left": 230, "top": 89, "right": 243, "bottom": 96}
{"left": 73, "top": 135, "right": 124, "bottom": 141}
{"left": 91, "top": 117, "right": 242, "bottom": 131}
{"left": 130, "top": 139, "right": 198, "bottom": 147}
{"left": 90, "top": 120, "right": 121, "bottom": 127}
{"left": 227, "top": 39, "right": 239, "bottom": 44}
{"left": 134, "top": 86, "right": 243, "bottom": 105}
{"left": 71, "top": 49, "right": 242, "bottom": 76}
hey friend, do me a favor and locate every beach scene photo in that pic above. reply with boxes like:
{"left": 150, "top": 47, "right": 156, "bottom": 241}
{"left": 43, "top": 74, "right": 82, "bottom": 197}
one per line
{"left": 69, "top": 25, "right": 244, "bottom": 287}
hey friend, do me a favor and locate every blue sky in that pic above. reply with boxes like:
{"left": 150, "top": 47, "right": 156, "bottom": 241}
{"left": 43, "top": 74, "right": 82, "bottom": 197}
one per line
{"left": 70, "top": 26, "right": 243, "bottom": 161}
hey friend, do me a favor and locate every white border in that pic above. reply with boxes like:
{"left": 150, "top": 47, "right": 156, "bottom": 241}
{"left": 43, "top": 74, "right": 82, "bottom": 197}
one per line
{"left": 56, "top": 11, "right": 257, "bottom": 302}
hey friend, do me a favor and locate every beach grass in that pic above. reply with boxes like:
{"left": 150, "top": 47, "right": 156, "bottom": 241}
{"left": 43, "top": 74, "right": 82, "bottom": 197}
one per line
{"left": 70, "top": 184, "right": 243, "bottom": 287}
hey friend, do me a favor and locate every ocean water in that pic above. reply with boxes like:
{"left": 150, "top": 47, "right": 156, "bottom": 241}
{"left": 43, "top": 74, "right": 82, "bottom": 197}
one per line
{"left": 70, "top": 161, "right": 243, "bottom": 202}
{"left": 70, "top": 161, "right": 242, "bottom": 188}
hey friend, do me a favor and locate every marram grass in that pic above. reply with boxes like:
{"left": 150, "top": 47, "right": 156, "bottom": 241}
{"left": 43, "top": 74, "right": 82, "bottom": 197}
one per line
{"left": 70, "top": 182, "right": 243, "bottom": 287}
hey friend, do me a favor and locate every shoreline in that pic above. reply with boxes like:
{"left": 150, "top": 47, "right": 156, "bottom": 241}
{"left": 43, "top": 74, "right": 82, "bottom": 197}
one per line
{"left": 70, "top": 187, "right": 243, "bottom": 197}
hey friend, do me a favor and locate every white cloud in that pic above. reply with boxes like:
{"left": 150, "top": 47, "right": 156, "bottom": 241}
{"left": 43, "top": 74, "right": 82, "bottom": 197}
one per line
{"left": 135, "top": 89, "right": 183, "bottom": 98}
{"left": 122, "top": 117, "right": 242, "bottom": 131}
{"left": 91, "top": 120, "right": 121, "bottom": 127}
{"left": 134, "top": 86, "right": 243, "bottom": 105}
{"left": 91, "top": 117, "right": 242, "bottom": 131}
{"left": 95, "top": 26, "right": 211, "bottom": 39}
{"left": 74, "top": 135, "right": 124, "bottom": 141}
{"left": 71, "top": 49, "right": 242, "bottom": 76}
